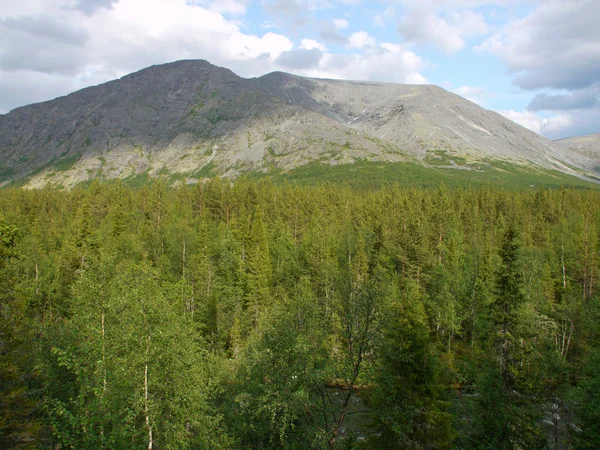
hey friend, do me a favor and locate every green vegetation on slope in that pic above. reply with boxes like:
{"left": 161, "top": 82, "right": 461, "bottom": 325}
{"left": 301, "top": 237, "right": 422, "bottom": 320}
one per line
{"left": 0, "top": 166, "right": 15, "bottom": 182}
{"left": 4, "top": 152, "right": 598, "bottom": 192}
{"left": 247, "top": 160, "right": 599, "bottom": 190}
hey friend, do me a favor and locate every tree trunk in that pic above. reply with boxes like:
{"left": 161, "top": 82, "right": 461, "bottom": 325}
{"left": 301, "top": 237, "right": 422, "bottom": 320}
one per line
{"left": 145, "top": 335, "right": 153, "bottom": 450}
{"left": 182, "top": 239, "right": 186, "bottom": 280}
{"left": 561, "top": 236, "right": 567, "bottom": 289}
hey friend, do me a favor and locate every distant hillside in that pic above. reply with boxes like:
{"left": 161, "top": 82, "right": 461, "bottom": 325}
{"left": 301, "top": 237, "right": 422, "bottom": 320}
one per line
{"left": 0, "top": 59, "right": 598, "bottom": 188}
{"left": 556, "top": 133, "right": 600, "bottom": 163}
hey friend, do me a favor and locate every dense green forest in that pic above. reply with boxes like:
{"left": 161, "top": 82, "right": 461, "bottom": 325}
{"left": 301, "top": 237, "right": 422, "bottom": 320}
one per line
{"left": 1, "top": 179, "right": 599, "bottom": 449}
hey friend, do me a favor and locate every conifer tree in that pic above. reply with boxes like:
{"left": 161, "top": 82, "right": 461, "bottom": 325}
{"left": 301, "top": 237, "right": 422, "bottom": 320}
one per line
{"left": 371, "top": 278, "right": 454, "bottom": 449}
{"left": 468, "top": 224, "right": 545, "bottom": 449}
{"left": 0, "top": 222, "right": 43, "bottom": 447}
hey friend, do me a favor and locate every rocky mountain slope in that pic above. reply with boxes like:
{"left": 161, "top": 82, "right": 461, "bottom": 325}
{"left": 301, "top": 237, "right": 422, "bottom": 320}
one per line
{"left": 0, "top": 59, "right": 598, "bottom": 188}
{"left": 556, "top": 133, "right": 600, "bottom": 162}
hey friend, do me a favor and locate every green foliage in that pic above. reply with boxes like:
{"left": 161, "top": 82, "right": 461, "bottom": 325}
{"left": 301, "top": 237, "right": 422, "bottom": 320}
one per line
{"left": 371, "top": 279, "right": 455, "bottom": 449}
{"left": 123, "top": 170, "right": 151, "bottom": 188}
{"left": 192, "top": 161, "right": 215, "bottom": 179}
{"left": 0, "top": 222, "right": 18, "bottom": 260}
{"left": 492, "top": 225, "right": 526, "bottom": 390}
{"left": 208, "top": 114, "right": 223, "bottom": 124}
{"left": 54, "top": 154, "right": 82, "bottom": 172}
{"left": 250, "top": 160, "right": 599, "bottom": 190}
{"left": 44, "top": 259, "right": 223, "bottom": 449}
{"left": 0, "top": 181, "right": 598, "bottom": 448}
{"left": 0, "top": 166, "right": 15, "bottom": 181}
{"left": 464, "top": 225, "right": 547, "bottom": 449}
{"left": 0, "top": 221, "right": 45, "bottom": 448}
{"left": 182, "top": 101, "right": 206, "bottom": 121}
{"left": 223, "top": 280, "right": 327, "bottom": 448}
{"left": 574, "top": 351, "right": 600, "bottom": 449}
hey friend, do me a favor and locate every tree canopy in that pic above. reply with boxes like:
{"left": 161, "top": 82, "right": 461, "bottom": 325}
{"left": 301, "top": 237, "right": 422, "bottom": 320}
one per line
{"left": 0, "top": 181, "right": 599, "bottom": 448}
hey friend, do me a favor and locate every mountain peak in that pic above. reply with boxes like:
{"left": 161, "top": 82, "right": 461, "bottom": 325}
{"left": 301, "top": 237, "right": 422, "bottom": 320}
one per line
{"left": 0, "top": 60, "right": 598, "bottom": 188}
{"left": 124, "top": 59, "right": 226, "bottom": 77}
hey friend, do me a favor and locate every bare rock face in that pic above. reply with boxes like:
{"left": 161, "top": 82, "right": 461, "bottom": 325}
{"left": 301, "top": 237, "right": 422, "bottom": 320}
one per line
{"left": 0, "top": 59, "right": 598, "bottom": 188}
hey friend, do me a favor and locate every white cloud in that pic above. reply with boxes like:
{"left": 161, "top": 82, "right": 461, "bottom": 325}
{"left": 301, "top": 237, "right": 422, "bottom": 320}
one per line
{"left": 348, "top": 31, "right": 375, "bottom": 49}
{"left": 0, "top": 0, "right": 67, "bottom": 17}
{"left": 0, "top": 69, "right": 100, "bottom": 113}
{"left": 397, "top": 11, "right": 487, "bottom": 54}
{"left": 300, "top": 38, "right": 326, "bottom": 51}
{"left": 263, "top": 0, "right": 333, "bottom": 18}
{"left": 398, "top": 12, "right": 465, "bottom": 53}
{"left": 542, "top": 115, "right": 574, "bottom": 134}
{"left": 475, "top": 0, "right": 600, "bottom": 139}
{"left": 315, "top": 42, "right": 428, "bottom": 84}
{"left": 498, "top": 110, "right": 573, "bottom": 136}
{"left": 273, "top": 39, "right": 427, "bottom": 85}
{"left": 476, "top": 0, "right": 600, "bottom": 91}
{"left": 333, "top": 18, "right": 348, "bottom": 29}
{"left": 191, "top": 0, "right": 251, "bottom": 16}
{"left": 399, "top": 0, "right": 524, "bottom": 11}
{"left": 396, "top": 1, "right": 491, "bottom": 53}
{"left": 447, "top": 10, "right": 488, "bottom": 37}
{"left": 453, "top": 85, "right": 492, "bottom": 106}
{"left": 406, "top": 72, "right": 429, "bottom": 84}
{"left": 373, "top": 5, "right": 395, "bottom": 27}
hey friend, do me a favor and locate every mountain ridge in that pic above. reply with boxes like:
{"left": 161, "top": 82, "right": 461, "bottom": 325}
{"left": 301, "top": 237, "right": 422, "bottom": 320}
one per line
{"left": 0, "top": 59, "right": 598, "bottom": 188}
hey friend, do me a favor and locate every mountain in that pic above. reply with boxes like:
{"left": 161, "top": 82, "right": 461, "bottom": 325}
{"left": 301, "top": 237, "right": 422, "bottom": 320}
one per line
{"left": 556, "top": 133, "right": 600, "bottom": 162}
{"left": 1, "top": 59, "right": 599, "bottom": 188}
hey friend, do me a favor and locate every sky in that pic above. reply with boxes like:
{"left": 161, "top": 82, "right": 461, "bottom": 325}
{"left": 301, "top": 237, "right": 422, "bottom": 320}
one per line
{"left": 1, "top": 0, "right": 599, "bottom": 140}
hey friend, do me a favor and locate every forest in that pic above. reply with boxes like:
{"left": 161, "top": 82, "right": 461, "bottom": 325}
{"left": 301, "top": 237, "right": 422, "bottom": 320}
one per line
{"left": 1, "top": 179, "right": 599, "bottom": 449}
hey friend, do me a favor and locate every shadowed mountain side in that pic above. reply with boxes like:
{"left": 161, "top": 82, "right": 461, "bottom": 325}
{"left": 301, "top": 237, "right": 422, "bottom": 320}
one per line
{"left": 0, "top": 60, "right": 280, "bottom": 182}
